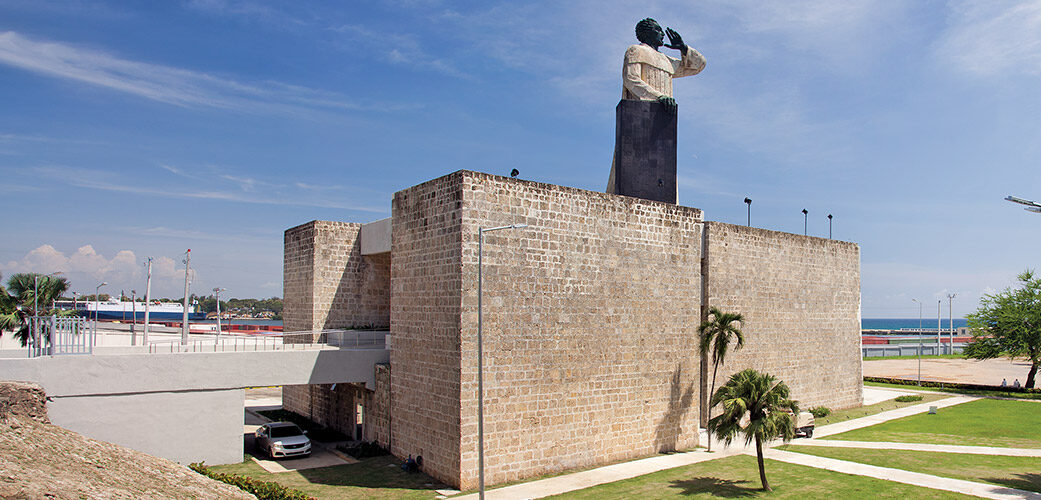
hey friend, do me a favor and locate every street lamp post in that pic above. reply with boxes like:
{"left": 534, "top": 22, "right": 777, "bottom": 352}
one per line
{"left": 827, "top": 214, "right": 833, "bottom": 239}
{"left": 214, "top": 287, "right": 226, "bottom": 343}
{"left": 477, "top": 223, "right": 528, "bottom": 500}
{"left": 801, "top": 209, "right": 808, "bottom": 235}
{"left": 947, "top": 293, "right": 956, "bottom": 355}
{"left": 937, "top": 300, "right": 942, "bottom": 355}
{"left": 912, "top": 298, "right": 922, "bottom": 385}
{"left": 131, "top": 290, "right": 137, "bottom": 346}
{"left": 744, "top": 197, "right": 752, "bottom": 226}
{"left": 94, "top": 282, "right": 108, "bottom": 338}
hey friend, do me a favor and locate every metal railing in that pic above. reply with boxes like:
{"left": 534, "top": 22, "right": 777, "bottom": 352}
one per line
{"left": 147, "top": 329, "right": 386, "bottom": 354}
{"left": 28, "top": 316, "right": 92, "bottom": 357}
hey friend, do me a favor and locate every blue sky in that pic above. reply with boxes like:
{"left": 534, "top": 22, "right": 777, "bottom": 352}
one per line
{"left": 1, "top": 1, "right": 1039, "bottom": 317}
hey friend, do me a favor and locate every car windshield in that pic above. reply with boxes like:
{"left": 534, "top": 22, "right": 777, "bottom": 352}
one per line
{"left": 269, "top": 424, "right": 304, "bottom": 438}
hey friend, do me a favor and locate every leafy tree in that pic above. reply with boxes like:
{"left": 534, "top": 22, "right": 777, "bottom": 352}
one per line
{"left": 0, "top": 272, "right": 73, "bottom": 346}
{"left": 708, "top": 369, "right": 798, "bottom": 492}
{"left": 965, "top": 269, "right": 1041, "bottom": 388}
{"left": 698, "top": 307, "right": 745, "bottom": 452}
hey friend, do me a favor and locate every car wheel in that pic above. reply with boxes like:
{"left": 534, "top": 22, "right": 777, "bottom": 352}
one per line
{"left": 805, "top": 428, "right": 814, "bottom": 438}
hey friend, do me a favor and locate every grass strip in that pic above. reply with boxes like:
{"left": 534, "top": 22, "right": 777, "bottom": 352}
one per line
{"left": 542, "top": 454, "right": 974, "bottom": 499}
{"left": 812, "top": 392, "right": 947, "bottom": 427}
{"left": 208, "top": 455, "right": 447, "bottom": 500}
{"left": 822, "top": 398, "right": 1041, "bottom": 448}
{"left": 781, "top": 445, "right": 1041, "bottom": 494}
{"left": 864, "top": 380, "right": 1041, "bottom": 401}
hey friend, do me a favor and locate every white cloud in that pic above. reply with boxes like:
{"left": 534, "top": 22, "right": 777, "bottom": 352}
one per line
{"left": 0, "top": 244, "right": 189, "bottom": 297}
{"left": 935, "top": 1, "right": 1041, "bottom": 78}
{"left": 0, "top": 31, "right": 369, "bottom": 114}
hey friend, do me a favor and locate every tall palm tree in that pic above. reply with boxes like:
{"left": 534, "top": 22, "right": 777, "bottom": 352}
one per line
{"left": 0, "top": 272, "right": 72, "bottom": 347}
{"left": 708, "top": 369, "right": 798, "bottom": 492}
{"left": 698, "top": 307, "right": 745, "bottom": 451}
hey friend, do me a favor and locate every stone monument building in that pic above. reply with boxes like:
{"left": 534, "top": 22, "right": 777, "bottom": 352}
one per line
{"left": 282, "top": 169, "right": 862, "bottom": 490}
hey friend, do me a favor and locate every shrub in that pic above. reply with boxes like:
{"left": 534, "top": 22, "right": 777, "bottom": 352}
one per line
{"left": 895, "top": 395, "right": 924, "bottom": 402}
{"left": 338, "top": 440, "right": 389, "bottom": 459}
{"left": 808, "top": 406, "right": 831, "bottom": 418}
{"left": 189, "top": 462, "right": 314, "bottom": 500}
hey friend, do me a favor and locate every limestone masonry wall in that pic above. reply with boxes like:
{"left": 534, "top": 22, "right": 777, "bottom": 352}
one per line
{"left": 283, "top": 222, "right": 316, "bottom": 334}
{"left": 703, "top": 221, "right": 862, "bottom": 413}
{"left": 456, "top": 171, "right": 704, "bottom": 489}
{"left": 390, "top": 173, "right": 465, "bottom": 486}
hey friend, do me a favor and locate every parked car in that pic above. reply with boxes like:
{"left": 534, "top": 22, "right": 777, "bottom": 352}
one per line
{"left": 794, "top": 411, "right": 815, "bottom": 438}
{"left": 255, "top": 422, "right": 311, "bottom": 459}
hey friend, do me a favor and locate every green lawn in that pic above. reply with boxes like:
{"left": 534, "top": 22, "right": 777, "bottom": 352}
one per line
{"left": 823, "top": 398, "right": 1041, "bottom": 448}
{"left": 207, "top": 455, "right": 446, "bottom": 500}
{"left": 811, "top": 393, "right": 948, "bottom": 427}
{"left": 864, "top": 380, "right": 1041, "bottom": 401}
{"left": 542, "top": 454, "right": 974, "bottom": 499}
{"left": 782, "top": 446, "right": 1041, "bottom": 493}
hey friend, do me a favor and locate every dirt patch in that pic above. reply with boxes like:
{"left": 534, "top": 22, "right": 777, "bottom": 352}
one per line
{"left": 0, "top": 380, "right": 254, "bottom": 500}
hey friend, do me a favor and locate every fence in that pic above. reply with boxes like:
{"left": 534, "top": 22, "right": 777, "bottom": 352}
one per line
{"left": 147, "top": 329, "right": 387, "bottom": 354}
{"left": 28, "top": 316, "right": 93, "bottom": 357}
{"left": 862, "top": 344, "right": 964, "bottom": 358}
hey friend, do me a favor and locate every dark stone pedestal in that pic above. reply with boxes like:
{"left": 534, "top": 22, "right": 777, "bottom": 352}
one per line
{"left": 609, "top": 99, "right": 677, "bottom": 204}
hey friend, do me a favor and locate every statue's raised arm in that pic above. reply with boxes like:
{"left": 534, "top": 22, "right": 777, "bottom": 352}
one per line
{"left": 622, "top": 18, "right": 706, "bottom": 114}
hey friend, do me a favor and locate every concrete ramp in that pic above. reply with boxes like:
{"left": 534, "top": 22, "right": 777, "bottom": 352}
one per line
{"left": 0, "top": 347, "right": 388, "bottom": 465}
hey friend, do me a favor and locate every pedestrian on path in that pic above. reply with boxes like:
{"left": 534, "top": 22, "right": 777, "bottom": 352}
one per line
{"left": 1013, "top": 379, "right": 1021, "bottom": 388}
{"left": 1001, "top": 378, "right": 1008, "bottom": 387}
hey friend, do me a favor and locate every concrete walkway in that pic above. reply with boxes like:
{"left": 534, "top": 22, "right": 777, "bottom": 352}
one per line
{"left": 791, "top": 439, "right": 1041, "bottom": 457}
{"left": 450, "top": 394, "right": 987, "bottom": 499}
{"left": 451, "top": 447, "right": 744, "bottom": 500}
{"left": 812, "top": 395, "right": 978, "bottom": 438}
{"left": 763, "top": 448, "right": 1041, "bottom": 500}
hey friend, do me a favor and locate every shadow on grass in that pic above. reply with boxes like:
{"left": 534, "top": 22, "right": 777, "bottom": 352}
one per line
{"left": 293, "top": 455, "right": 448, "bottom": 492}
{"left": 669, "top": 477, "right": 758, "bottom": 497}
{"left": 983, "top": 472, "right": 1041, "bottom": 494}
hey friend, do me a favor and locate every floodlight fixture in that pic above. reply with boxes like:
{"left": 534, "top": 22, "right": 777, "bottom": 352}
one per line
{"left": 1006, "top": 195, "right": 1041, "bottom": 213}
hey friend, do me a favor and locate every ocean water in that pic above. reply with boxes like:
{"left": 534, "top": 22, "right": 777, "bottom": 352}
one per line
{"left": 862, "top": 318, "right": 967, "bottom": 330}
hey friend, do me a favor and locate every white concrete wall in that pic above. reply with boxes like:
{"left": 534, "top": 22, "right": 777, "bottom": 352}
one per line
{"left": 360, "top": 217, "right": 392, "bottom": 255}
{"left": 50, "top": 388, "right": 244, "bottom": 465}
{"left": 0, "top": 347, "right": 388, "bottom": 465}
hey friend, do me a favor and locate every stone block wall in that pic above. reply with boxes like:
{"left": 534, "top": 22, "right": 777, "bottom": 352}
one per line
{"left": 702, "top": 221, "right": 862, "bottom": 415}
{"left": 282, "top": 220, "right": 391, "bottom": 427}
{"left": 389, "top": 173, "right": 465, "bottom": 486}
{"left": 371, "top": 363, "right": 391, "bottom": 447}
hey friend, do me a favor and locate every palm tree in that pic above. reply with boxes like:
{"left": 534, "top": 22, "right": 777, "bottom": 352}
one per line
{"left": 707, "top": 369, "right": 798, "bottom": 492}
{"left": 0, "top": 272, "right": 72, "bottom": 347}
{"left": 698, "top": 307, "right": 745, "bottom": 451}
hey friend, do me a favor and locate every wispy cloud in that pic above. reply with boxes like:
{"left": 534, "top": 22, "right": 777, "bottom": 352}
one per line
{"left": 0, "top": 31, "right": 376, "bottom": 114}
{"left": 184, "top": 0, "right": 310, "bottom": 29}
{"left": 329, "top": 24, "right": 470, "bottom": 79}
{"left": 934, "top": 1, "right": 1041, "bottom": 78}
{"left": 30, "top": 165, "right": 387, "bottom": 213}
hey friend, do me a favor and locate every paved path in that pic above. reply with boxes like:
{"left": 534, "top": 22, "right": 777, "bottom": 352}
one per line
{"left": 791, "top": 439, "right": 1041, "bottom": 457}
{"left": 763, "top": 448, "right": 1041, "bottom": 500}
{"left": 812, "top": 396, "right": 977, "bottom": 438}
{"left": 451, "top": 447, "right": 744, "bottom": 500}
{"left": 864, "top": 357, "right": 1033, "bottom": 387}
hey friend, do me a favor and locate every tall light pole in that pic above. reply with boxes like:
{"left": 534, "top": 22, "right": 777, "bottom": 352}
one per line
{"left": 477, "top": 223, "right": 528, "bottom": 500}
{"left": 937, "top": 300, "right": 942, "bottom": 355}
{"left": 94, "top": 281, "right": 108, "bottom": 337}
{"left": 947, "top": 293, "right": 956, "bottom": 355}
{"left": 34, "top": 271, "right": 63, "bottom": 317}
{"left": 72, "top": 291, "right": 78, "bottom": 312}
{"left": 827, "top": 214, "right": 833, "bottom": 239}
{"left": 1005, "top": 195, "right": 1041, "bottom": 213}
{"left": 744, "top": 197, "right": 752, "bottom": 226}
{"left": 181, "top": 249, "right": 192, "bottom": 345}
{"left": 213, "top": 287, "right": 226, "bottom": 342}
{"left": 801, "top": 209, "right": 808, "bottom": 235}
{"left": 143, "top": 257, "right": 153, "bottom": 344}
{"left": 912, "top": 298, "right": 922, "bottom": 385}
{"left": 130, "top": 289, "right": 137, "bottom": 346}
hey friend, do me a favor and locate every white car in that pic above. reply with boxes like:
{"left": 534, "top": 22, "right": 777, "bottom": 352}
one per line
{"left": 255, "top": 422, "right": 312, "bottom": 459}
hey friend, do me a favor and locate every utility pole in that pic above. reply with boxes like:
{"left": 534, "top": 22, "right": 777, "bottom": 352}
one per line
{"left": 181, "top": 249, "right": 191, "bottom": 345}
{"left": 143, "top": 257, "right": 152, "bottom": 345}
{"left": 131, "top": 289, "right": 137, "bottom": 346}
{"left": 937, "top": 300, "right": 942, "bottom": 355}
{"left": 947, "top": 293, "right": 956, "bottom": 355}
{"left": 912, "top": 298, "right": 922, "bottom": 385}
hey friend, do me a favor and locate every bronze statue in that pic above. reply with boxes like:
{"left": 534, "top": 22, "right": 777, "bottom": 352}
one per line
{"left": 623, "top": 18, "right": 706, "bottom": 114}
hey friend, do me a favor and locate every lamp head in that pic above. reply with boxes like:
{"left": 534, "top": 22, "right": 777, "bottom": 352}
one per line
{"left": 828, "top": 214, "right": 833, "bottom": 220}
{"left": 744, "top": 197, "right": 752, "bottom": 204}
{"left": 801, "top": 209, "right": 808, "bottom": 215}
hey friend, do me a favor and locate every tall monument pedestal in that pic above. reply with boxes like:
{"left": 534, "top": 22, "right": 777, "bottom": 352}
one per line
{"left": 607, "top": 99, "right": 677, "bottom": 204}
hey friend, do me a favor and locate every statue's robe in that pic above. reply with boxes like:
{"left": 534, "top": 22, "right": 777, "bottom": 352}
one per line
{"left": 607, "top": 43, "right": 706, "bottom": 194}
